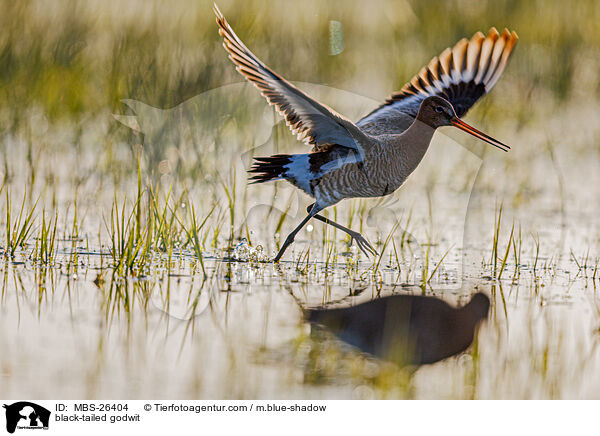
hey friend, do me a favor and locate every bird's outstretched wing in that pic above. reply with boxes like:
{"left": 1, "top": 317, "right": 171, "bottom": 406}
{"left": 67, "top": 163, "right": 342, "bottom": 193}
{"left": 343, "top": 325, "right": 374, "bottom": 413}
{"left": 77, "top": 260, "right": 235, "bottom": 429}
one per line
{"left": 214, "top": 5, "right": 368, "bottom": 154}
{"left": 358, "top": 28, "right": 518, "bottom": 134}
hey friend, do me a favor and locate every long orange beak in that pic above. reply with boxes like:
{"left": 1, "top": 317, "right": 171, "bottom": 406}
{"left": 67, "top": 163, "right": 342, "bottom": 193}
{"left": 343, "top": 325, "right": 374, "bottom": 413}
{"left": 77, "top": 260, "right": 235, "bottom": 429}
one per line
{"left": 451, "top": 117, "right": 510, "bottom": 152}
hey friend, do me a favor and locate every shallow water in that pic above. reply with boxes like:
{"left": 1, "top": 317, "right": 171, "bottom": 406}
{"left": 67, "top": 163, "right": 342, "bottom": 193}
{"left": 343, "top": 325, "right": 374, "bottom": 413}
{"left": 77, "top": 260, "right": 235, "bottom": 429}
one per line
{"left": 1, "top": 236, "right": 599, "bottom": 399}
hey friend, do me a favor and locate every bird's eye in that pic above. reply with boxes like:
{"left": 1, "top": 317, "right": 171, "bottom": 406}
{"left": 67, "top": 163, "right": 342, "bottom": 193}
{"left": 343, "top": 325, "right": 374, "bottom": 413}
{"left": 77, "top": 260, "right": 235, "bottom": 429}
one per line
{"left": 435, "top": 106, "right": 443, "bottom": 113}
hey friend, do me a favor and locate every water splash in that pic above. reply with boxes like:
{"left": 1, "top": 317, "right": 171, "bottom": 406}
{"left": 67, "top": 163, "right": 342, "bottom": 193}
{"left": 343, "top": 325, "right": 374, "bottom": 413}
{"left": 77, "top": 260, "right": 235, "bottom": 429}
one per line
{"left": 231, "top": 239, "right": 269, "bottom": 262}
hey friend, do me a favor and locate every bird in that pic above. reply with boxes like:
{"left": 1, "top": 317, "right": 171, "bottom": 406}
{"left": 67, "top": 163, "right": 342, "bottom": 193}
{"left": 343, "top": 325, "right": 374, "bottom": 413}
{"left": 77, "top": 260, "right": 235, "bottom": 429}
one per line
{"left": 306, "top": 292, "right": 490, "bottom": 366}
{"left": 214, "top": 5, "right": 518, "bottom": 262}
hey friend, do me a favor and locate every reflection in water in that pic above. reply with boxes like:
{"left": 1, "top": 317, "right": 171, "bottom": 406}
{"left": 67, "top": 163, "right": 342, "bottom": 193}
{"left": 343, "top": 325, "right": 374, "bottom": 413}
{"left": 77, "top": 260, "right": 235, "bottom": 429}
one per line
{"left": 306, "top": 293, "right": 490, "bottom": 366}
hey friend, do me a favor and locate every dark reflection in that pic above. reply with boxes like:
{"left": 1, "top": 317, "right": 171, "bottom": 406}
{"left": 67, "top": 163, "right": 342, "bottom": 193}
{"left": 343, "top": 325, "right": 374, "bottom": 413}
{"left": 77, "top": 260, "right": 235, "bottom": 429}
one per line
{"left": 306, "top": 293, "right": 490, "bottom": 366}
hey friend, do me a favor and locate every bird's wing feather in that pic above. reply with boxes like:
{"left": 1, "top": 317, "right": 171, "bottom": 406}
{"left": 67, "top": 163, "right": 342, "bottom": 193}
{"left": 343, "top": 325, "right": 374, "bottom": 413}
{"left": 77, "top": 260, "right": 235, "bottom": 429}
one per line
{"left": 215, "top": 5, "right": 368, "bottom": 154}
{"left": 358, "top": 28, "right": 518, "bottom": 132}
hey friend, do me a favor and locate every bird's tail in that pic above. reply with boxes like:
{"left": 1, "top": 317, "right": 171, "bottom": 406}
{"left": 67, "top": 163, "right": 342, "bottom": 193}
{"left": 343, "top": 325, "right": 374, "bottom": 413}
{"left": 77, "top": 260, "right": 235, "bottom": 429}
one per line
{"left": 247, "top": 154, "right": 293, "bottom": 184}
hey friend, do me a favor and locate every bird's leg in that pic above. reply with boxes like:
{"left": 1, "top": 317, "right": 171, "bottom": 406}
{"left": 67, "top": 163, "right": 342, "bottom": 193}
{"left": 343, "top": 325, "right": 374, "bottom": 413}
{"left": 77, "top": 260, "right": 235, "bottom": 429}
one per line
{"left": 272, "top": 204, "right": 322, "bottom": 262}
{"left": 307, "top": 204, "right": 378, "bottom": 256}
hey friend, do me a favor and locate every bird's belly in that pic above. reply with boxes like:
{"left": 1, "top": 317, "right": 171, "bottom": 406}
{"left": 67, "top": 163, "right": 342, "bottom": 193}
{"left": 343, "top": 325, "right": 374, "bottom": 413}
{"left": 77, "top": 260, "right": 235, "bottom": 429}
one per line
{"left": 315, "top": 163, "right": 405, "bottom": 205}
{"left": 358, "top": 178, "right": 404, "bottom": 199}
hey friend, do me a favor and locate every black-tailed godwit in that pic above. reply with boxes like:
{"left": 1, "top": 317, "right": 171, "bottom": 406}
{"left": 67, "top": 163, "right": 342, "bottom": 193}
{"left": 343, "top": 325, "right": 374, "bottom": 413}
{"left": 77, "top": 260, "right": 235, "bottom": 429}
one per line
{"left": 214, "top": 5, "right": 518, "bottom": 262}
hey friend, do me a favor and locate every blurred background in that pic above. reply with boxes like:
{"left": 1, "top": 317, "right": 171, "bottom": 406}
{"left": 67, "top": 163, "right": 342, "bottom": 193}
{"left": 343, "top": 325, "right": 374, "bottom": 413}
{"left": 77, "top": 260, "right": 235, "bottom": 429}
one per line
{"left": 1, "top": 0, "right": 599, "bottom": 126}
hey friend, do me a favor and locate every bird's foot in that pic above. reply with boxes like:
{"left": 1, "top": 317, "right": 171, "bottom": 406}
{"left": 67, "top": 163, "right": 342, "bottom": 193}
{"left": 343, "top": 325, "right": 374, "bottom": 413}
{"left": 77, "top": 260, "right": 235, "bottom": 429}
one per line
{"left": 272, "top": 235, "right": 295, "bottom": 263}
{"left": 348, "top": 232, "right": 378, "bottom": 257}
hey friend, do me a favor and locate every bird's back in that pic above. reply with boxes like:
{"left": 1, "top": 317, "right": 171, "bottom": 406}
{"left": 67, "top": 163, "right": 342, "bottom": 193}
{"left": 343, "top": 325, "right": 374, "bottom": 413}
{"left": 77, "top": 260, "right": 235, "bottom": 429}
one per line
{"left": 357, "top": 109, "right": 415, "bottom": 136}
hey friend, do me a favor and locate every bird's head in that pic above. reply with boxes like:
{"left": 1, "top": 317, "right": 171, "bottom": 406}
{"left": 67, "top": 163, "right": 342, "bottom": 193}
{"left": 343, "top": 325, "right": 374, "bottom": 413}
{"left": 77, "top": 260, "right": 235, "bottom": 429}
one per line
{"left": 417, "top": 96, "right": 456, "bottom": 128}
{"left": 467, "top": 292, "right": 491, "bottom": 321}
{"left": 417, "top": 96, "right": 510, "bottom": 152}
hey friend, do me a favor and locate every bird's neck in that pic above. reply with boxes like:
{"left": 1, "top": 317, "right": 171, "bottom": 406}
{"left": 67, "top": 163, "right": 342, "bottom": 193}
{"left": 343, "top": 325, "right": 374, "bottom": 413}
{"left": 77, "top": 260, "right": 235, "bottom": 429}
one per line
{"left": 455, "top": 305, "right": 485, "bottom": 344}
{"left": 396, "top": 118, "right": 436, "bottom": 168}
